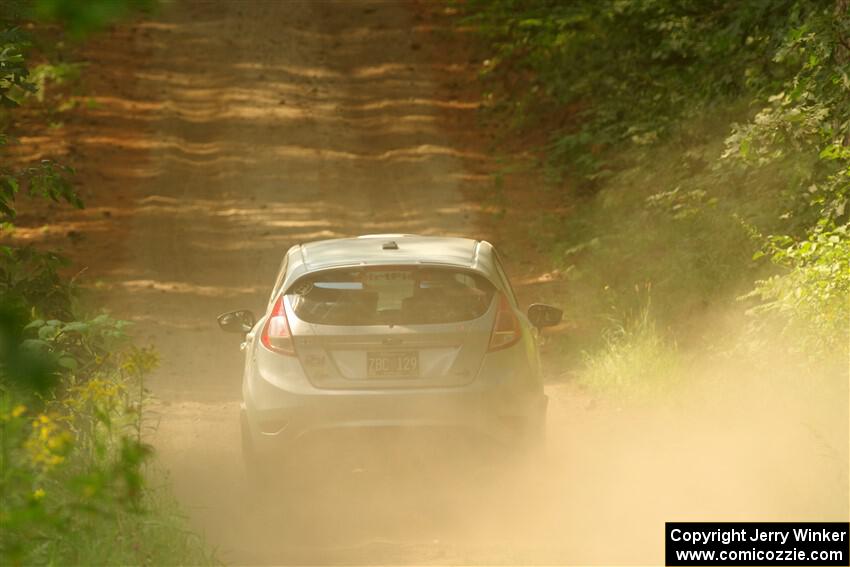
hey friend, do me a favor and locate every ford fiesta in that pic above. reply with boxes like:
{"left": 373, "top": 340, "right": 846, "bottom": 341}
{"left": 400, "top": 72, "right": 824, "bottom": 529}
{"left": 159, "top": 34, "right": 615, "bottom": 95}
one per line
{"left": 217, "top": 234, "right": 562, "bottom": 475}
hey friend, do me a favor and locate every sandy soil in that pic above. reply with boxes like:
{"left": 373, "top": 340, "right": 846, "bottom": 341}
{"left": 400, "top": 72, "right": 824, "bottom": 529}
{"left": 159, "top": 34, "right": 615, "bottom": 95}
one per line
{"left": 6, "top": 1, "right": 847, "bottom": 565}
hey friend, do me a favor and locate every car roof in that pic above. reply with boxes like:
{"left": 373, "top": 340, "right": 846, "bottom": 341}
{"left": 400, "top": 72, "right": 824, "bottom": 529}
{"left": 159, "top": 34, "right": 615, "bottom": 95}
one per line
{"left": 279, "top": 234, "right": 503, "bottom": 295}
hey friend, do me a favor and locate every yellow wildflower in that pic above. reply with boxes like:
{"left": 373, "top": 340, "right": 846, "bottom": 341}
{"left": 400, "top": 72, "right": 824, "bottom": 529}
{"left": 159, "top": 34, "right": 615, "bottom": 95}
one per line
{"left": 25, "top": 413, "right": 72, "bottom": 472}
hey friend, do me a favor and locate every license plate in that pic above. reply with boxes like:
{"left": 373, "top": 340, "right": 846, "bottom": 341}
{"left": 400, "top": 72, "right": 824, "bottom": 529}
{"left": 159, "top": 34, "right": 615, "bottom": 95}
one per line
{"left": 367, "top": 351, "right": 419, "bottom": 378}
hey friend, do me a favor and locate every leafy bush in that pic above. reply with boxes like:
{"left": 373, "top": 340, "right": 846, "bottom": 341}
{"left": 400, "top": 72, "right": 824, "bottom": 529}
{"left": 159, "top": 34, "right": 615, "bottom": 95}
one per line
{"left": 460, "top": 0, "right": 849, "bottom": 371}
{"left": 462, "top": 0, "right": 823, "bottom": 175}
{"left": 1, "top": 10, "right": 80, "bottom": 219}
{"left": 1, "top": 245, "right": 75, "bottom": 319}
{"left": 722, "top": 4, "right": 850, "bottom": 353}
{"left": 746, "top": 223, "right": 850, "bottom": 354}
{"left": 1, "top": 294, "right": 215, "bottom": 565}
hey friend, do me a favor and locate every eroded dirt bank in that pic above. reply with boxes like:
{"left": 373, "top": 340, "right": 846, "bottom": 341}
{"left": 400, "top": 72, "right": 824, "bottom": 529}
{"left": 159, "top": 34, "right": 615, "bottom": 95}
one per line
{"left": 11, "top": 0, "right": 847, "bottom": 564}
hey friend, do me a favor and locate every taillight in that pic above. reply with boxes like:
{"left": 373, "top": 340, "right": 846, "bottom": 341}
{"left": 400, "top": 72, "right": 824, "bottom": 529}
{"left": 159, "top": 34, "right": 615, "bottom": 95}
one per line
{"left": 261, "top": 295, "right": 296, "bottom": 356}
{"left": 488, "top": 295, "right": 521, "bottom": 351}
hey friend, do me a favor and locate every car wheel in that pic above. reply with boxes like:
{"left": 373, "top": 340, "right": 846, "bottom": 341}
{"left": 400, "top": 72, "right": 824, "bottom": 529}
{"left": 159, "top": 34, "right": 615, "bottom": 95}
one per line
{"left": 512, "top": 409, "right": 548, "bottom": 469}
{"left": 241, "top": 413, "right": 272, "bottom": 494}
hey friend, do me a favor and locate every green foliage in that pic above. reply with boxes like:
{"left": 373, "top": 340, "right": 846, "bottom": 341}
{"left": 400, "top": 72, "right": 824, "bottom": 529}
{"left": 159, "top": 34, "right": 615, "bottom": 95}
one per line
{"left": 0, "top": 302, "right": 59, "bottom": 394}
{"left": 1, "top": 288, "right": 213, "bottom": 565}
{"left": 462, "top": 0, "right": 824, "bottom": 176}
{"left": 1, "top": 245, "right": 73, "bottom": 319}
{"left": 745, "top": 223, "right": 850, "bottom": 354}
{"left": 29, "top": 61, "right": 83, "bottom": 103}
{"left": 721, "top": 2, "right": 850, "bottom": 352}
{"left": 0, "top": 26, "right": 35, "bottom": 108}
{"left": 0, "top": 159, "right": 80, "bottom": 220}
{"left": 461, "top": 0, "right": 850, "bottom": 369}
{"left": 0, "top": 350, "right": 212, "bottom": 564}
{"left": 1, "top": 0, "right": 158, "bottom": 37}
{"left": 1, "top": 6, "right": 82, "bottom": 220}
{"left": 32, "top": 0, "right": 158, "bottom": 38}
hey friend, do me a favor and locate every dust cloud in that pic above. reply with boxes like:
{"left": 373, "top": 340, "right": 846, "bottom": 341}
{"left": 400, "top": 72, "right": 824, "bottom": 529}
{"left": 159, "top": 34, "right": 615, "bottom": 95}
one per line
{"left": 147, "top": 309, "right": 847, "bottom": 565}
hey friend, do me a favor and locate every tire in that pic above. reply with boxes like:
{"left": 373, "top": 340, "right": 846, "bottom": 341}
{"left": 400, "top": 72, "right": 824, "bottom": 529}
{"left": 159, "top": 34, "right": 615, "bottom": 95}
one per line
{"left": 241, "top": 413, "right": 272, "bottom": 497}
{"left": 510, "top": 409, "right": 548, "bottom": 470}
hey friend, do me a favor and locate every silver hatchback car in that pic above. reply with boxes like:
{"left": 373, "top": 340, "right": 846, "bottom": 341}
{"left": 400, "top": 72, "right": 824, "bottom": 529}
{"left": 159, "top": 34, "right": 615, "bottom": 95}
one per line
{"left": 218, "top": 234, "right": 562, "bottom": 473}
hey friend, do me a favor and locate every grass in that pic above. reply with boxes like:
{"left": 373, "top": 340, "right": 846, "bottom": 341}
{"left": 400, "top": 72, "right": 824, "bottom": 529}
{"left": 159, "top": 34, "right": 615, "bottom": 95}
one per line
{"left": 0, "top": 314, "right": 218, "bottom": 565}
{"left": 55, "top": 468, "right": 218, "bottom": 566}
{"left": 1, "top": 400, "right": 219, "bottom": 566}
{"left": 578, "top": 296, "right": 681, "bottom": 400}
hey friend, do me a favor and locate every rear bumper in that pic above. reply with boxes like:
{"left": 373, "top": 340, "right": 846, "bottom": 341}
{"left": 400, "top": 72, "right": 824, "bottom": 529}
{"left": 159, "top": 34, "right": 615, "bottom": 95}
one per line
{"left": 242, "top": 386, "right": 547, "bottom": 456}
{"left": 242, "top": 332, "right": 547, "bottom": 457}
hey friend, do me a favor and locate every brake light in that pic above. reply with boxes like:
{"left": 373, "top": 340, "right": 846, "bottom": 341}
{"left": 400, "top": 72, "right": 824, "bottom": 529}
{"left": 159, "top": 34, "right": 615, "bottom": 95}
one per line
{"left": 488, "top": 295, "right": 521, "bottom": 351}
{"left": 261, "top": 295, "right": 296, "bottom": 356}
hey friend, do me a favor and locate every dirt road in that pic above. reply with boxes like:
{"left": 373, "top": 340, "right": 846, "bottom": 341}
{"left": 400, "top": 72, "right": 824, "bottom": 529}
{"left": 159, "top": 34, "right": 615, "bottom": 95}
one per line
{"left": 24, "top": 0, "right": 844, "bottom": 564}
{"left": 91, "top": 1, "right": 560, "bottom": 563}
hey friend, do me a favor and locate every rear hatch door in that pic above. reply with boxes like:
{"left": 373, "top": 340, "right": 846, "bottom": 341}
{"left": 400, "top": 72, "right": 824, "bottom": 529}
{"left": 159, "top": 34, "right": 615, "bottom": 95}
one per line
{"left": 285, "top": 266, "right": 497, "bottom": 389}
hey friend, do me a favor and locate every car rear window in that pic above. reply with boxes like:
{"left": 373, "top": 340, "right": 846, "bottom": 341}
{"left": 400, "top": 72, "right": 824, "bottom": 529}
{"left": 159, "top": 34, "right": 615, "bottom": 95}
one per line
{"left": 286, "top": 267, "right": 495, "bottom": 326}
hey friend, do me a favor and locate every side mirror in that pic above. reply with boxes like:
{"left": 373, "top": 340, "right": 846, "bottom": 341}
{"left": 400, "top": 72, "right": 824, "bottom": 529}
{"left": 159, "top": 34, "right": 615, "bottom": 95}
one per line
{"left": 527, "top": 303, "right": 562, "bottom": 328}
{"left": 217, "top": 310, "right": 255, "bottom": 334}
